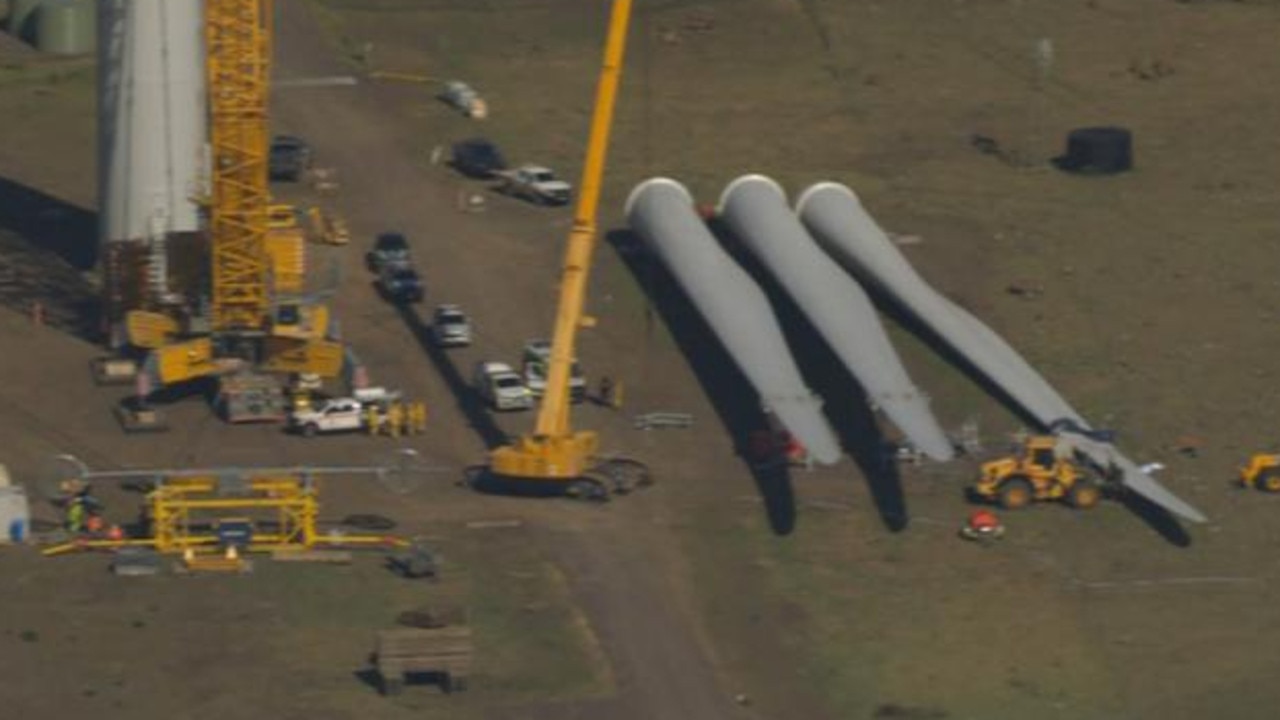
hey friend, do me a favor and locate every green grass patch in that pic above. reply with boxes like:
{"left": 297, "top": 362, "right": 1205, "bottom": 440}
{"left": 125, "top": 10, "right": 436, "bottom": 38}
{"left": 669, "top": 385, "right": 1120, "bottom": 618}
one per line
{"left": 461, "top": 529, "right": 613, "bottom": 700}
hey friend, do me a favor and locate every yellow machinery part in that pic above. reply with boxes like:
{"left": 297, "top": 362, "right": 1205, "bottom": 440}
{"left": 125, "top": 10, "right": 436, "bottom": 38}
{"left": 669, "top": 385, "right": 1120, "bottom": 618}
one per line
{"left": 271, "top": 303, "right": 330, "bottom": 341}
{"left": 41, "top": 472, "right": 407, "bottom": 557}
{"left": 488, "top": 0, "right": 632, "bottom": 481}
{"left": 1241, "top": 453, "right": 1280, "bottom": 490}
{"left": 266, "top": 222, "right": 307, "bottom": 294}
{"left": 153, "top": 336, "right": 222, "bottom": 385}
{"left": 490, "top": 432, "right": 600, "bottom": 480}
{"left": 206, "top": 0, "right": 272, "bottom": 332}
{"left": 261, "top": 337, "right": 344, "bottom": 377}
{"left": 125, "top": 310, "right": 180, "bottom": 349}
{"left": 268, "top": 204, "right": 297, "bottom": 229}
{"left": 305, "top": 206, "right": 351, "bottom": 245}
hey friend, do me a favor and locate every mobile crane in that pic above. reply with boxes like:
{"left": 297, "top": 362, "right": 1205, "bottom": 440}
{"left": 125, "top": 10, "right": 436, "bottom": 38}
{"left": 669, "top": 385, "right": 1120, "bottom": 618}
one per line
{"left": 484, "top": 0, "right": 649, "bottom": 499}
{"left": 121, "top": 0, "right": 344, "bottom": 428}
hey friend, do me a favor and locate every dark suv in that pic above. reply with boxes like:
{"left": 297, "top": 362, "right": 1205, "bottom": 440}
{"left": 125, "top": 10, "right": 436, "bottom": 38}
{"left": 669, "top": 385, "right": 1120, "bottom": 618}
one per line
{"left": 451, "top": 138, "right": 507, "bottom": 178}
{"left": 376, "top": 262, "right": 424, "bottom": 304}
{"left": 269, "top": 135, "right": 312, "bottom": 181}
{"left": 366, "top": 232, "right": 411, "bottom": 272}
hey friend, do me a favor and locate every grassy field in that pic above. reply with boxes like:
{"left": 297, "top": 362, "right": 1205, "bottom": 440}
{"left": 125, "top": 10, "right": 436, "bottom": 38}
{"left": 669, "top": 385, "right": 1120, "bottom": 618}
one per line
{"left": 5, "top": 0, "right": 1280, "bottom": 717}
{"left": 290, "top": 1, "right": 1280, "bottom": 717}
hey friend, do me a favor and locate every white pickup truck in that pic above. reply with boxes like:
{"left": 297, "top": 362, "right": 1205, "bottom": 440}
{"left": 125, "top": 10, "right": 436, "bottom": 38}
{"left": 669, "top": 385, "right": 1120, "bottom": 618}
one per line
{"left": 521, "top": 339, "right": 587, "bottom": 403}
{"left": 474, "top": 362, "right": 533, "bottom": 412}
{"left": 494, "top": 165, "right": 573, "bottom": 206}
{"left": 289, "top": 397, "right": 366, "bottom": 437}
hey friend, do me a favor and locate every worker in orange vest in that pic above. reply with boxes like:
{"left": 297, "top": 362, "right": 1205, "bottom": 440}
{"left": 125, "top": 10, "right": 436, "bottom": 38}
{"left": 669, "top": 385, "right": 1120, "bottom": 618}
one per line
{"left": 960, "top": 509, "right": 1005, "bottom": 543}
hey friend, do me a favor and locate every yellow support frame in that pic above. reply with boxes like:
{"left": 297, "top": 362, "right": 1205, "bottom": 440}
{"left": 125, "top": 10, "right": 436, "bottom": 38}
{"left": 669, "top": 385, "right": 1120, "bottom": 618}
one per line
{"left": 41, "top": 472, "right": 408, "bottom": 558}
{"left": 206, "top": 0, "right": 272, "bottom": 332}
{"left": 150, "top": 475, "right": 316, "bottom": 553}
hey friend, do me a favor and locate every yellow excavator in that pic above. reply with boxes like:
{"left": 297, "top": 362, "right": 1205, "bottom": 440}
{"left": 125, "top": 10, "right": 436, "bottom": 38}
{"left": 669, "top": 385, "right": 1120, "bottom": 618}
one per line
{"left": 122, "top": 0, "right": 344, "bottom": 428}
{"left": 482, "top": 0, "right": 649, "bottom": 500}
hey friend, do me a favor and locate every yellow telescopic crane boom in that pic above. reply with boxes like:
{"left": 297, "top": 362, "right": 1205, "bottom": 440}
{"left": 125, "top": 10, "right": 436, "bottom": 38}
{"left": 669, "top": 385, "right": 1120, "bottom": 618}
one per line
{"left": 489, "top": 0, "right": 634, "bottom": 484}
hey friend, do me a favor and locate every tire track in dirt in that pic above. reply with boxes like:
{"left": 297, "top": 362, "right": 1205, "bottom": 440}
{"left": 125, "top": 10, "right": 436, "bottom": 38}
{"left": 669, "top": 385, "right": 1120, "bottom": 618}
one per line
{"left": 273, "top": 3, "right": 755, "bottom": 717}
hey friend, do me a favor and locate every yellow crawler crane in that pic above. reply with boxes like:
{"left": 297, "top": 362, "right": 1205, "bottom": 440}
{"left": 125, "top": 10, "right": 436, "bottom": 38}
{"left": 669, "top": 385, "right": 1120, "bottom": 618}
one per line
{"left": 123, "top": 0, "right": 343, "bottom": 426}
{"left": 484, "top": 0, "right": 649, "bottom": 500}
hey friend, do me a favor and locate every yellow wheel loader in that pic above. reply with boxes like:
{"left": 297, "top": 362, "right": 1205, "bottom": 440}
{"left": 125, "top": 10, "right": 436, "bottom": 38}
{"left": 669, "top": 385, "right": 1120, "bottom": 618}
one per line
{"left": 1240, "top": 454, "right": 1280, "bottom": 492}
{"left": 971, "top": 436, "right": 1103, "bottom": 510}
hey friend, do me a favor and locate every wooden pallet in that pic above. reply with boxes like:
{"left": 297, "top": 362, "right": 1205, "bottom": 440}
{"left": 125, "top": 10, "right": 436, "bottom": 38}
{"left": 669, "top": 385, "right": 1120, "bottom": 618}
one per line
{"left": 373, "top": 626, "right": 473, "bottom": 695}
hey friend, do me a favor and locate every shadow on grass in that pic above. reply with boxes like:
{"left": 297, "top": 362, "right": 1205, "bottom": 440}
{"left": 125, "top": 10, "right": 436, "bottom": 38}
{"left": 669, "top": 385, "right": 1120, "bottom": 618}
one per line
{"left": 0, "top": 177, "right": 101, "bottom": 340}
{"left": 0, "top": 176, "right": 97, "bottom": 270}
{"left": 859, "top": 278, "right": 1196, "bottom": 542}
{"left": 353, "top": 667, "right": 382, "bottom": 693}
{"left": 390, "top": 301, "right": 509, "bottom": 450}
{"left": 606, "top": 227, "right": 796, "bottom": 535}
{"left": 352, "top": 666, "right": 458, "bottom": 695}
{"left": 1117, "top": 489, "right": 1191, "bottom": 547}
{"left": 706, "top": 218, "right": 908, "bottom": 532}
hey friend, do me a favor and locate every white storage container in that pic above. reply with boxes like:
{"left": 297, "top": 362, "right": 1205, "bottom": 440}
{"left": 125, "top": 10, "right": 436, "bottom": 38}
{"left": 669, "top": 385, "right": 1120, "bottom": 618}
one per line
{"left": 0, "top": 485, "right": 31, "bottom": 543}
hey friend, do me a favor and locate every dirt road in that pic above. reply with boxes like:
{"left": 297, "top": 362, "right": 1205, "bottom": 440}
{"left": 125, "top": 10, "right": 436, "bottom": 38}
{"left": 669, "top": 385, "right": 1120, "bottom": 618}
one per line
{"left": 270, "top": 2, "right": 752, "bottom": 718}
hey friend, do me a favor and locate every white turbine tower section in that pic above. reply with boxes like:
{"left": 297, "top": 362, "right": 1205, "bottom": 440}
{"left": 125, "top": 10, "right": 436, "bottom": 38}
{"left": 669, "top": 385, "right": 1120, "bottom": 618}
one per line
{"left": 625, "top": 178, "right": 842, "bottom": 465}
{"left": 797, "top": 181, "right": 1206, "bottom": 523}
{"left": 98, "top": 0, "right": 205, "bottom": 258}
{"left": 718, "top": 175, "right": 955, "bottom": 462}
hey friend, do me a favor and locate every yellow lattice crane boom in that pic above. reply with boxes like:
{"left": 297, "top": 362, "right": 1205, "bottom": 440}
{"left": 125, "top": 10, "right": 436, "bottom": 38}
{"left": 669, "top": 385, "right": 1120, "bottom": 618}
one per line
{"left": 119, "top": 0, "right": 345, "bottom": 425}
{"left": 487, "top": 0, "right": 649, "bottom": 498}
{"left": 206, "top": 0, "right": 272, "bottom": 332}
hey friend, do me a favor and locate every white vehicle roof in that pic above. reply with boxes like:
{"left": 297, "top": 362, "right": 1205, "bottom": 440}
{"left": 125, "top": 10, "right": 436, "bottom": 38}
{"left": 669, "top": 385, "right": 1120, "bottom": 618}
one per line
{"left": 519, "top": 165, "right": 554, "bottom": 175}
{"left": 479, "top": 361, "right": 518, "bottom": 375}
{"left": 353, "top": 386, "right": 401, "bottom": 403}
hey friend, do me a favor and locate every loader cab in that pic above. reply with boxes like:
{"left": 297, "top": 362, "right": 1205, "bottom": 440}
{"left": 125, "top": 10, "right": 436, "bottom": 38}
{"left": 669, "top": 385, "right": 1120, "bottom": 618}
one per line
{"left": 1030, "top": 444, "right": 1056, "bottom": 471}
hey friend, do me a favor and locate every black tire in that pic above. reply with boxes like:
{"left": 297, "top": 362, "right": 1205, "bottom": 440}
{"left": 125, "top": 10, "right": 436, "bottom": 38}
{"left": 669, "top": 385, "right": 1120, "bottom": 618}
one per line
{"left": 567, "top": 478, "right": 609, "bottom": 503}
{"left": 303, "top": 423, "right": 319, "bottom": 438}
{"left": 594, "top": 457, "right": 653, "bottom": 494}
{"left": 1066, "top": 480, "right": 1102, "bottom": 509}
{"left": 1258, "top": 469, "right": 1280, "bottom": 493}
{"left": 998, "top": 476, "right": 1034, "bottom": 509}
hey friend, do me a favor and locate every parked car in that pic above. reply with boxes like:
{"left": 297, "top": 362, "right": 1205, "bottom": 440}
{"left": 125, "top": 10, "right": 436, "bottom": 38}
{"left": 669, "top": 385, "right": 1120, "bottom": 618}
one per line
{"left": 522, "top": 339, "right": 586, "bottom": 403}
{"left": 269, "top": 135, "right": 312, "bottom": 181}
{"left": 376, "top": 262, "right": 424, "bottom": 303}
{"left": 494, "top": 165, "right": 573, "bottom": 206}
{"left": 366, "top": 232, "right": 411, "bottom": 272}
{"left": 289, "top": 397, "right": 365, "bottom": 437}
{"left": 451, "top": 138, "right": 507, "bottom": 178}
{"left": 439, "top": 80, "right": 487, "bottom": 118}
{"left": 474, "top": 361, "right": 533, "bottom": 412}
{"left": 430, "top": 304, "right": 472, "bottom": 347}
